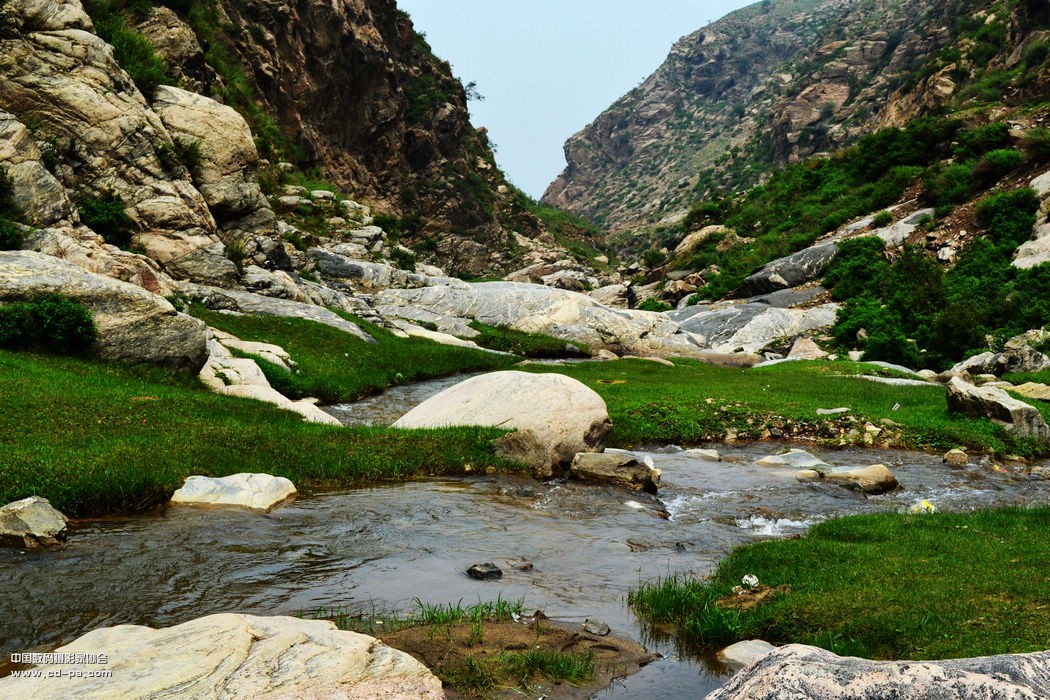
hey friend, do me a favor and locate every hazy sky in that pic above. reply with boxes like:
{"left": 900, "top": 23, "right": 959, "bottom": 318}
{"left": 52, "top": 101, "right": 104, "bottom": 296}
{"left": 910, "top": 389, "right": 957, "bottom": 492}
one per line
{"left": 398, "top": 0, "right": 755, "bottom": 199}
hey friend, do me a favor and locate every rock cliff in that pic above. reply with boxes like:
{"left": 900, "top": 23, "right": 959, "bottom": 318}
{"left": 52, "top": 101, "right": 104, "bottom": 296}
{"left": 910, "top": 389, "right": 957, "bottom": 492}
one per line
{"left": 543, "top": 0, "right": 985, "bottom": 231}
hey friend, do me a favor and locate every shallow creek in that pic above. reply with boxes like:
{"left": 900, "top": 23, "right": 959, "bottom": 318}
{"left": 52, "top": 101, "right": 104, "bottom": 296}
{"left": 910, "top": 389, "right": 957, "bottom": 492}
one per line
{"left": 2, "top": 375, "right": 1049, "bottom": 697}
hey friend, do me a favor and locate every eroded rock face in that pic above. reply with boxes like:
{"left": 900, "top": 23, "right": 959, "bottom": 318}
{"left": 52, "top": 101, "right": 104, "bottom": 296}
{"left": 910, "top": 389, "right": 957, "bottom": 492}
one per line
{"left": 393, "top": 370, "right": 612, "bottom": 477}
{"left": 671, "top": 302, "right": 839, "bottom": 355}
{"left": 947, "top": 377, "right": 1049, "bottom": 443}
{"left": 707, "top": 643, "right": 1050, "bottom": 700}
{"left": 0, "top": 4, "right": 220, "bottom": 269}
{"left": 0, "top": 496, "right": 68, "bottom": 548}
{"left": 0, "top": 613, "right": 444, "bottom": 699}
{"left": 0, "top": 251, "right": 208, "bottom": 370}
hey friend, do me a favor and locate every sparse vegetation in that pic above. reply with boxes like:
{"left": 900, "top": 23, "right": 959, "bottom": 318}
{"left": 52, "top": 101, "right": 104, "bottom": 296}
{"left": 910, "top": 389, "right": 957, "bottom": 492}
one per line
{"left": 83, "top": 0, "right": 172, "bottom": 96}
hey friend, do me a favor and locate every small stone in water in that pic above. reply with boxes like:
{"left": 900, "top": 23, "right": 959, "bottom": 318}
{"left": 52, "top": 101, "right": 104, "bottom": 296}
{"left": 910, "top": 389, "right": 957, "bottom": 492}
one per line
{"left": 466, "top": 562, "right": 503, "bottom": 580}
{"left": 583, "top": 618, "right": 610, "bottom": 636}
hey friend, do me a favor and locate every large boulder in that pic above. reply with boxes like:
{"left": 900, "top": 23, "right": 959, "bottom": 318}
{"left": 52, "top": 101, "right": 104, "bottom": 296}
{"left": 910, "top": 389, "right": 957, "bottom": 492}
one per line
{"left": 0, "top": 496, "right": 68, "bottom": 548}
{"left": 707, "top": 643, "right": 1050, "bottom": 700}
{"left": 152, "top": 86, "right": 277, "bottom": 241}
{"left": 740, "top": 242, "right": 838, "bottom": 296}
{"left": 392, "top": 371, "right": 612, "bottom": 477}
{"left": 0, "top": 613, "right": 443, "bottom": 699}
{"left": 0, "top": 251, "right": 208, "bottom": 370}
{"left": 375, "top": 281, "right": 707, "bottom": 359}
{"left": 947, "top": 377, "right": 1049, "bottom": 443}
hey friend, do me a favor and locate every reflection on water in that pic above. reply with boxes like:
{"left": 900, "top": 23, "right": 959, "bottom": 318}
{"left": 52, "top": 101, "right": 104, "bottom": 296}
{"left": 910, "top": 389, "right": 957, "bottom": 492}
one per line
{"left": 1, "top": 442, "right": 1047, "bottom": 697}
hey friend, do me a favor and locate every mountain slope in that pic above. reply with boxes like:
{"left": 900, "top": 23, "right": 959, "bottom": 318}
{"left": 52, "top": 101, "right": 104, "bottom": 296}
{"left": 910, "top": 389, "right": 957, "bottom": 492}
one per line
{"left": 543, "top": 0, "right": 984, "bottom": 231}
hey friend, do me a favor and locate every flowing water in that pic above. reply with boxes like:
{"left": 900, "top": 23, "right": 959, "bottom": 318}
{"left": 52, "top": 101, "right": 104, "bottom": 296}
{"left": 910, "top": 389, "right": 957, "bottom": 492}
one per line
{"left": 2, "top": 373, "right": 1049, "bottom": 697}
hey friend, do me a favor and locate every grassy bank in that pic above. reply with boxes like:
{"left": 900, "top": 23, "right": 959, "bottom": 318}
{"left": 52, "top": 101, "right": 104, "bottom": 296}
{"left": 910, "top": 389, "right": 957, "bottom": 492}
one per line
{"left": 191, "top": 306, "right": 517, "bottom": 403}
{"left": 0, "top": 351, "right": 514, "bottom": 516}
{"left": 628, "top": 507, "right": 1050, "bottom": 660}
{"left": 521, "top": 358, "right": 1050, "bottom": 457}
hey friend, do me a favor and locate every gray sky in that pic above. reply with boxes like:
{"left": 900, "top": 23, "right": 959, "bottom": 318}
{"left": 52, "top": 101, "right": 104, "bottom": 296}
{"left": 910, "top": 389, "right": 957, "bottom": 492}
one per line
{"left": 398, "top": 0, "right": 756, "bottom": 199}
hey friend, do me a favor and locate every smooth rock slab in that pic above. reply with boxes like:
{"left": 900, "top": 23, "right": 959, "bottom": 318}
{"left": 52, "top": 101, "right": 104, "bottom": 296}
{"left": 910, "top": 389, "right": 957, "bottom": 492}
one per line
{"left": 707, "top": 643, "right": 1050, "bottom": 700}
{"left": 393, "top": 371, "right": 612, "bottom": 477}
{"left": 0, "top": 496, "right": 68, "bottom": 548}
{"left": 0, "top": 613, "right": 442, "bottom": 699}
{"left": 170, "top": 473, "right": 297, "bottom": 512}
{"left": 797, "top": 464, "right": 900, "bottom": 495}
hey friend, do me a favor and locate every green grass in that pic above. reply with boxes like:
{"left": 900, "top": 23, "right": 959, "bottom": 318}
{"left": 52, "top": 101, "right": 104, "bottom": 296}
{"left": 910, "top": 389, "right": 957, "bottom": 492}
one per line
{"left": 1003, "top": 369, "right": 1050, "bottom": 386}
{"left": 0, "top": 351, "right": 516, "bottom": 516}
{"left": 311, "top": 594, "right": 525, "bottom": 638}
{"left": 518, "top": 359, "right": 1050, "bottom": 456}
{"left": 442, "top": 649, "right": 595, "bottom": 696}
{"left": 191, "top": 306, "right": 517, "bottom": 403}
{"left": 629, "top": 507, "right": 1050, "bottom": 660}
{"left": 468, "top": 321, "right": 587, "bottom": 358}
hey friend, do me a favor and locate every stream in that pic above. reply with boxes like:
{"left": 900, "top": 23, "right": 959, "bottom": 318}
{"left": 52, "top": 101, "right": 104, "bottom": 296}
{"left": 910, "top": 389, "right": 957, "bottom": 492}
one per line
{"left": 2, "top": 374, "right": 1049, "bottom": 697}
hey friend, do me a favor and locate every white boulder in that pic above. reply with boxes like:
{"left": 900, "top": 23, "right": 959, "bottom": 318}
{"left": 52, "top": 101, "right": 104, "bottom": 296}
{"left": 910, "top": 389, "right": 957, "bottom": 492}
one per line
{"left": 170, "top": 473, "right": 297, "bottom": 512}
{"left": 0, "top": 613, "right": 443, "bottom": 699}
{"left": 0, "top": 496, "right": 68, "bottom": 548}
{"left": 393, "top": 370, "right": 612, "bottom": 477}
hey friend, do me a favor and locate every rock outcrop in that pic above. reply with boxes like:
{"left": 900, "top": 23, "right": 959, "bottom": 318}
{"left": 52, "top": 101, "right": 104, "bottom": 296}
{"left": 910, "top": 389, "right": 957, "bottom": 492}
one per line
{"left": 393, "top": 370, "right": 612, "bottom": 477}
{"left": 0, "top": 251, "right": 207, "bottom": 370}
{"left": 0, "top": 496, "right": 68, "bottom": 548}
{"left": 0, "top": 613, "right": 443, "bottom": 699}
{"left": 708, "top": 643, "right": 1050, "bottom": 700}
{"left": 376, "top": 280, "right": 709, "bottom": 358}
{"left": 670, "top": 302, "right": 839, "bottom": 355}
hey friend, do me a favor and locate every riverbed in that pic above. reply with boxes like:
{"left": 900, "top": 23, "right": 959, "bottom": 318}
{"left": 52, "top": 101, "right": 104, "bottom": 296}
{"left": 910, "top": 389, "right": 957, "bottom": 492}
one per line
{"left": 2, "top": 440, "right": 1047, "bottom": 696}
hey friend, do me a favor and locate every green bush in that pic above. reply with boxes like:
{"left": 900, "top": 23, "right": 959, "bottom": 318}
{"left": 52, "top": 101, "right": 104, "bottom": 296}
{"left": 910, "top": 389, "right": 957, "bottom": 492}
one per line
{"left": 971, "top": 149, "right": 1023, "bottom": 188}
{"left": 872, "top": 210, "right": 893, "bottom": 227}
{"left": 0, "top": 219, "right": 21, "bottom": 250}
{"left": 922, "top": 163, "right": 974, "bottom": 206}
{"left": 975, "top": 188, "right": 1039, "bottom": 252}
{"left": 174, "top": 138, "right": 203, "bottom": 174}
{"left": 1022, "top": 128, "right": 1050, "bottom": 163}
{"left": 389, "top": 246, "right": 417, "bottom": 271}
{"left": 824, "top": 237, "right": 889, "bottom": 301}
{"left": 79, "top": 192, "right": 135, "bottom": 248}
{"left": 637, "top": 298, "right": 673, "bottom": 312}
{"left": 953, "top": 122, "right": 1011, "bottom": 160}
{"left": 0, "top": 294, "right": 97, "bottom": 354}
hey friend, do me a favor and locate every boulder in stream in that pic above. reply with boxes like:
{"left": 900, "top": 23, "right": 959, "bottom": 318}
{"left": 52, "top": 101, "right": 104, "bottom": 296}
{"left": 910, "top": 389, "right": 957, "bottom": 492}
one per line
{"left": 0, "top": 613, "right": 442, "bottom": 699}
{"left": 755, "top": 449, "right": 830, "bottom": 469}
{"left": 718, "top": 639, "right": 777, "bottom": 671}
{"left": 0, "top": 496, "right": 68, "bottom": 548}
{"left": 796, "top": 464, "right": 900, "bottom": 495}
{"left": 170, "top": 473, "right": 297, "bottom": 512}
{"left": 466, "top": 562, "right": 503, "bottom": 580}
{"left": 392, "top": 370, "right": 612, "bottom": 477}
{"left": 569, "top": 452, "right": 660, "bottom": 494}
{"left": 707, "top": 643, "right": 1050, "bottom": 700}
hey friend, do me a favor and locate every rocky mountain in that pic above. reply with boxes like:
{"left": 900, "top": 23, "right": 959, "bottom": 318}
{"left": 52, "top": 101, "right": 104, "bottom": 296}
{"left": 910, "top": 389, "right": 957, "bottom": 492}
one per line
{"left": 543, "top": 0, "right": 997, "bottom": 231}
{"left": 0, "top": 0, "right": 600, "bottom": 279}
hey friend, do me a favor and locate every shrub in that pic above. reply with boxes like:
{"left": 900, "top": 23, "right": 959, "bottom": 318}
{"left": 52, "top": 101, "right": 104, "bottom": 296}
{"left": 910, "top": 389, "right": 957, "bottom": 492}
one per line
{"left": 872, "top": 210, "right": 893, "bottom": 227}
{"left": 953, "top": 122, "right": 1011, "bottom": 160}
{"left": 637, "top": 298, "right": 673, "bottom": 312}
{"left": 975, "top": 188, "right": 1040, "bottom": 252}
{"left": 922, "top": 163, "right": 974, "bottom": 206}
{"left": 0, "top": 219, "right": 21, "bottom": 250}
{"left": 642, "top": 248, "right": 666, "bottom": 269}
{"left": 174, "top": 138, "right": 204, "bottom": 175}
{"left": 1021, "top": 128, "right": 1050, "bottom": 163}
{"left": 79, "top": 192, "right": 135, "bottom": 248}
{"left": 389, "top": 246, "right": 417, "bottom": 271}
{"left": 823, "top": 236, "right": 889, "bottom": 301}
{"left": 971, "top": 149, "right": 1023, "bottom": 188}
{"left": 0, "top": 165, "right": 17, "bottom": 220}
{"left": 0, "top": 294, "right": 97, "bottom": 354}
